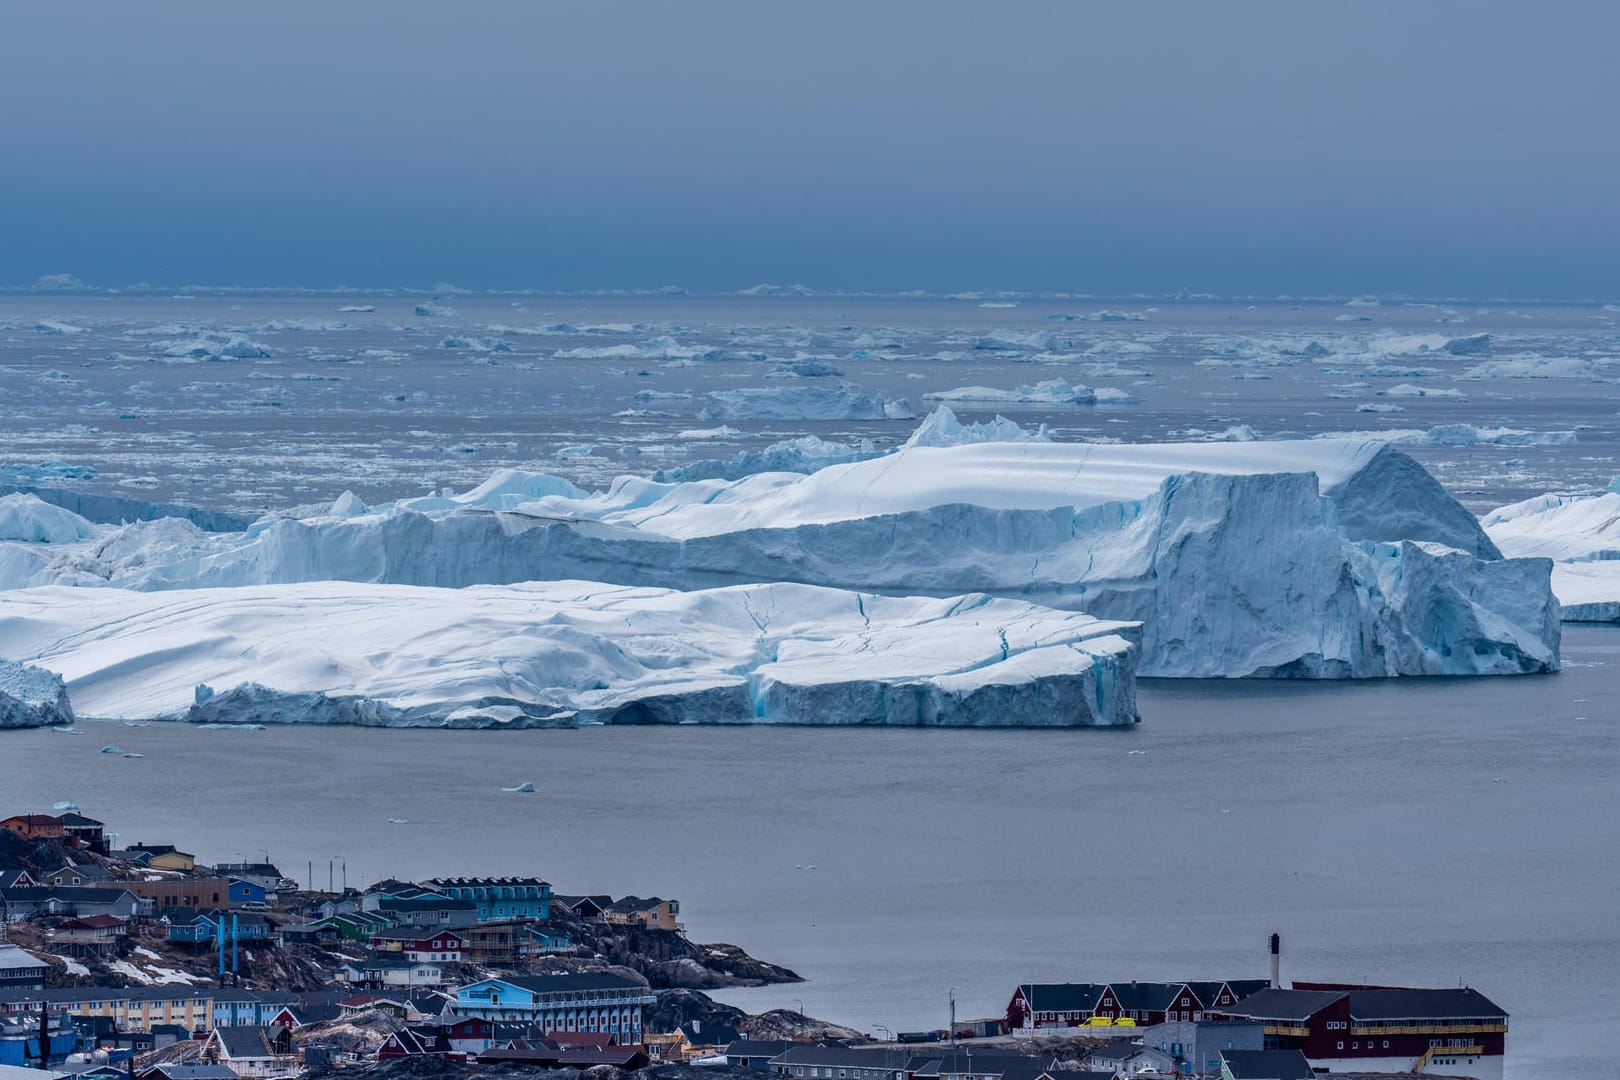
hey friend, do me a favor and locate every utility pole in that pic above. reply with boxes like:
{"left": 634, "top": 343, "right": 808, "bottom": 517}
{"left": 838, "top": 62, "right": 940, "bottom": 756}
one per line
{"left": 949, "top": 989, "right": 956, "bottom": 1047}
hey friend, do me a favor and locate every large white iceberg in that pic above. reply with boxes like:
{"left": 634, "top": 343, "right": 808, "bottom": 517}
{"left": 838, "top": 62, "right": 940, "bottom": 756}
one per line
{"left": 0, "top": 582, "right": 1138, "bottom": 728}
{"left": 20, "top": 440, "right": 1558, "bottom": 679}
{"left": 1484, "top": 482, "right": 1620, "bottom": 621}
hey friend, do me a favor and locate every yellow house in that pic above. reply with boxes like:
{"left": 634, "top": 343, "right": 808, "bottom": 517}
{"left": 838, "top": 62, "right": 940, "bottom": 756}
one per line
{"left": 29, "top": 989, "right": 215, "bottom": 1033}
{"left": 602, "top": 896, "right": 681, "bottom": 932}
{"left": 122, "top": 844, "right": 197, "bottom": 872}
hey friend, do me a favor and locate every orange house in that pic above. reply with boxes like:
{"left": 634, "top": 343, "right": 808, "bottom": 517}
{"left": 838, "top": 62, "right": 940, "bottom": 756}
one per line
{"left": 1, "top": 815, "right": 65, "bottom": 840}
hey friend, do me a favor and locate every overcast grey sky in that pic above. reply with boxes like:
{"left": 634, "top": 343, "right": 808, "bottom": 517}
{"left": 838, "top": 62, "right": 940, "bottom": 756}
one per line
{"left": 3, "top": 1, "right": 1616, "bottom": 296}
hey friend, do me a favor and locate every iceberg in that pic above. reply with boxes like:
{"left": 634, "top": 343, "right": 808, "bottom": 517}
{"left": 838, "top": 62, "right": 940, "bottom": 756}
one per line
{"left": 924, "top": 380, "right": 1100, "bottom": 406}
{"left": 971, "top": 330, "right": 1063, "bottom": 351}
{"left": 657, "top": 406, "right": 1043, "bottom": 482}
{"left": 37, "top": 440, "right": 1557, "bottom": 679}
{"left": 157, "top": 334, "right": 272, "bottom": 360}
{"left": 0, "top": 658, "right": 75, "bottom": 729}
{"left": 1444, "top": 333, "right": 1493, "bottom": 356}
{"left": 0, "top": 581, "right": 1138, "bottom": 728}
{"left": 0, "top": 494, "right": 96, "bottom": 543}
{"left": 1483, "top": 483, "right": 1620, "bottom": 621}
{"left": 1309, "top": 424, "right": 1575, "bottom": 448}
{"left": 697, "top": 385, "right": 914, "bottom": 421}
{"left": 902, "top": 406, "right": 1049, "bottom": 447}
{"left": 1379, "top": 384, "right": 1466, "bottom": 399}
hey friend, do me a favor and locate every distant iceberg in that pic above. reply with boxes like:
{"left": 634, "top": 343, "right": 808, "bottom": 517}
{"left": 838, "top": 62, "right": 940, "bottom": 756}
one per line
{"left": 1, "top": 581, "right": 1138, "bottom": 728}
{"left": 0, "top": 658, "right": 75, "bottom": 729}
{"left": 698, "top": 384, "right": 914, "bottom": 421}
{"left": 0, "top": 494, "right": 96, "bottom": 544}
{"left": 925, "top": 379, "right": 1100, "bottom": 406}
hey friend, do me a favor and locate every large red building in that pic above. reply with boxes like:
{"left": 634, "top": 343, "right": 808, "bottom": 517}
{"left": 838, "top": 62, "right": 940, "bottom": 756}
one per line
{"left": 1209, "top": 984, "right": 1507, "bottom": 1080}
{"left": 1007, "top": 979, "right": 1270, "bottom": 1030}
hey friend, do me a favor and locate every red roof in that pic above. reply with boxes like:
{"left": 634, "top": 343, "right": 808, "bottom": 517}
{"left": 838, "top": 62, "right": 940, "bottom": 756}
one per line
{"left": 61, "top": 914, "right": 127, "bottom": 929}
{"left": 549, "top": 1032, "right": 614, "bottom": 1049}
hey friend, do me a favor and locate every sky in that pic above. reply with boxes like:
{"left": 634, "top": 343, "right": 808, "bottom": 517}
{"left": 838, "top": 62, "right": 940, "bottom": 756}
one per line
{"left": 2, "top": 1, "right": 1618, "bottom": 297}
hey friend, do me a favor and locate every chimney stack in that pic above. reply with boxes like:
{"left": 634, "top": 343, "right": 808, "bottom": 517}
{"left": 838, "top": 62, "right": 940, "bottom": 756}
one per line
{"left": 1269, "top": 933, "right": 1282, "bottom": 989}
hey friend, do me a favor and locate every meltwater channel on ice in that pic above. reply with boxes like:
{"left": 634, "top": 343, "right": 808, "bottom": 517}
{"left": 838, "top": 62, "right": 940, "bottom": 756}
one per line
{"left": 0, "top": 404, "right": 1561, "bottom": 731}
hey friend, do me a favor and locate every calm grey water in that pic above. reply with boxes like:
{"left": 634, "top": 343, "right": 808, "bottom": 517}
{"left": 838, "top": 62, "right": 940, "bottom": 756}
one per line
{"left": 5, "top": 626, "right": 1617, "bottom": 1078}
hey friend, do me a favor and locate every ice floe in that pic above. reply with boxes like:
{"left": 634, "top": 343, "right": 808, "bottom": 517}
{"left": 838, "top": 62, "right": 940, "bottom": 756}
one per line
{"left": 0, "top": 581, "right": 1139, "bottom": 728}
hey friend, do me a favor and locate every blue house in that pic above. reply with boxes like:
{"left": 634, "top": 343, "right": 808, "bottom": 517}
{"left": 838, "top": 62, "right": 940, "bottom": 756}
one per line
{"left": 423, "top": 877, "right": 552, "bottom": 921}
{"left": 454, "top": 974, "right": 653, "bottom": 1040}
{"left": 167, "top": 910, "right": 272, "bottom": 944}
{"left": 212, "top": 989, "right": 296, "bottom": 1029}
{"left": 0, "top": 1010, "right": 78, "bottom": 1066}
{"left": 227, "top": 880, "right": 268, "bottom": 907}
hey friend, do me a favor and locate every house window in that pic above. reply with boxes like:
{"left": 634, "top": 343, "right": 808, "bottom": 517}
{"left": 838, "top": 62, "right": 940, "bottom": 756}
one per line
{"left": 1336, "top": 1042, "right": 1343, "bottom": 1050}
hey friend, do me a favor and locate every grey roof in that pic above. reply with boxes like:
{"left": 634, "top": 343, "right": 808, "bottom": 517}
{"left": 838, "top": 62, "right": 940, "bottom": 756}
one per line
{"left": 726, "top": 1039, "right": 793, "bottom": 1058}
{"left": 1220, "top": 988, "right": 1348, "bottom": 1021}
{"left": 44, "top": 863, "right": 116, "bottom": 880}
{"left": 607, "top": 894, "right": 668, "bottom": 913}
{"left": 371, "top": 926, "right": 464, "bottom": 941}
{"left": 211, "top": 1027, "right": 286, "bottom": 1059}
{"left": 1017, "top": 982, "right": 1107, "bottom": 1012}
{"left": 1, "top": 986, "right": 213, "bottom": 1005}
{"left": 5, "top": 886, "right": 134, "bottom": 904}
{"left": 1347, "top": 987, "right": 1507, "bottom": 1020}
{"left": 150, "top": 1067, "right": 240, "bottom": 1080}
{"left": 1089, "top": 1037, "right": 1143, "bottom": 1060}
{"left": 0, "top": 945, "right": 48, "bottom": 971}
{"left": 497, "top": 973, "right": 646, "bottom": 993}
{"left": 424, "top": 877, "right": 551, "bottom": 888}
{"left": 1219, "top": 1049, "right": 1313, "bottom": 1080}
{"left": 1104, "top": 981, "right": 1185, "bottom": 1012}
{"left": 377, "top": 896, "right": 476, "bottom": 912}
{"left": 772, "top": 1046, "right": 905, "bottom": 1069}
{"left": 359, "top": 952, "right": 440, "bottom": 970}
{"left": 679, "top": 1021, "right": 740, "bottom": 1045}
{"left": 911, "top": 1052, "right": 1055, "bottom": 1079}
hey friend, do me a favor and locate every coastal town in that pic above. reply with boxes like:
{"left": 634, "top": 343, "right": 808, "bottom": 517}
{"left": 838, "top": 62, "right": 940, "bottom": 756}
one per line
{"left": 0, "top": 810, "right": 1509, "bottom": 1080}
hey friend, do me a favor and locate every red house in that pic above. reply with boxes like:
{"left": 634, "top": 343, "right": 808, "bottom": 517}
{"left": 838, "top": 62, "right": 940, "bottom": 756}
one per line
{"left": 368, "top": 927, "right": 466, "bottom": 963}
{"left": 1210, "top": 985, "right": 1507, "bottom": 1079}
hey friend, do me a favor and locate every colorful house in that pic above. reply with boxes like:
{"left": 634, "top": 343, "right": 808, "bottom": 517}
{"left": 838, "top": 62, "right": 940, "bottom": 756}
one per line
{"left": 0, "top": 816, "right": 64, "bottom": 841}
{"left": 453, "top": 974, "right": 654, "bottom": 1042}
{"left": 603, "top": 896, "right": 680, "bottom": 931}
{"left": 422, "top": 878, "right": 552, "bottom": 921}
{"left": 226, "top": 881, "right": 267, "bottom": 908}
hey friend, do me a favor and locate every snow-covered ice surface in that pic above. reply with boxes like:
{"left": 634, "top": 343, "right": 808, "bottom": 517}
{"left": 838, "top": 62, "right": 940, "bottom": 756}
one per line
{"left": 0, "top": 581, "right": 1139, "bottom": 728}
{"left": 1484, "top": 482, "right": 1620, "bottom": 621}
{"left": 7, "top": 438, "right": 1558, "bottom": 680}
